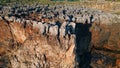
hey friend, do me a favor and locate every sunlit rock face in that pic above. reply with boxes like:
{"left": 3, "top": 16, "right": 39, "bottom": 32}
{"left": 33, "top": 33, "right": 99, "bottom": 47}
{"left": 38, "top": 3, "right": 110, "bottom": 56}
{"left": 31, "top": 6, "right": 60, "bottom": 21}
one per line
{"left": 0, "top": 20, "right": 75, "bottom": 68}
{"left": 0, "top": 3, "right": 120, "bottom": 68}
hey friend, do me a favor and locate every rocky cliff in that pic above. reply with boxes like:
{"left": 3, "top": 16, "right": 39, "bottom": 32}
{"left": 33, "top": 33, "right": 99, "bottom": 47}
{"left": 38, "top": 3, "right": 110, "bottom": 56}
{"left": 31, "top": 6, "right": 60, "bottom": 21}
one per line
{"left": 0, "top": 19, "right": 75, "bottom": 68}
{"left": 0, "top": 4, "right": 120, "bottom": 68}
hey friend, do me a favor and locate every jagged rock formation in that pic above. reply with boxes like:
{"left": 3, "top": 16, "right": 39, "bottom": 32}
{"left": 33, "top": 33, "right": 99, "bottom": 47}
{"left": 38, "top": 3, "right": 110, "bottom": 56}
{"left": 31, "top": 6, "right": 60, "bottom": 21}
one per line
{"left": 0, "top": 4, "right": 120, "bottom": 68}
{"left": 0, "top": 19, "right": 75, "bottom": 68}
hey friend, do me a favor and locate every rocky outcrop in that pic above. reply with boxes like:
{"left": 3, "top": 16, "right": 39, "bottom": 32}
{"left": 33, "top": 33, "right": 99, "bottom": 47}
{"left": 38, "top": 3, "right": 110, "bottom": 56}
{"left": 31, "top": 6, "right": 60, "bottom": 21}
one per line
{"left": 0, "top": 20, "right": 75, "bottom": 68}
{"left": 0, "top": 4, "right": 120, "bottom": 68}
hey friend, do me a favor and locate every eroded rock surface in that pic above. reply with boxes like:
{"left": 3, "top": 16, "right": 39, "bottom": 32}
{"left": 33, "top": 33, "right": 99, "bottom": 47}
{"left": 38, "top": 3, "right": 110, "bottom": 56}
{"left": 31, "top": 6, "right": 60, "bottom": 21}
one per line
{"left": 0, "top": 4, "right": 120, "bottom": 68}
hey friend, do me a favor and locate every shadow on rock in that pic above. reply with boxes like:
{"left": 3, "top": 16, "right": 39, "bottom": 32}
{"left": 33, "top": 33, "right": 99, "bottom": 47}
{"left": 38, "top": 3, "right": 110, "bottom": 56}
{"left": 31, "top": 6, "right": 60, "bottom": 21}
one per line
{"left": 75, "top": 21, "right": 92, "bottom": 68}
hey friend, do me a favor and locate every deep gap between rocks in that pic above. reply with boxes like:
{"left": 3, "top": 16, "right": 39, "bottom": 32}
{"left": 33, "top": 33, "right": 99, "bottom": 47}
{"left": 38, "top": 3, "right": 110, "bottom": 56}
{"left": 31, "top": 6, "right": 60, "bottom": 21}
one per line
{"left": 75, "top": 22, "right": 92, "bottom": 68}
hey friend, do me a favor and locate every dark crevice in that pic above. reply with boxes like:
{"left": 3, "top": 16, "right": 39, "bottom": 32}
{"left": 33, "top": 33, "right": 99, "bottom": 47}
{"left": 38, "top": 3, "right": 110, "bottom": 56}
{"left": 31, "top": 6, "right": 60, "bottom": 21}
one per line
{"left": 75, "top": 22, "right": 92, "bottom": 68}
{"left": 56, "top": 21, "right": 62, "bottom": 46}
{"left": 94, "top": 46, "right": 120, "bottom": 54}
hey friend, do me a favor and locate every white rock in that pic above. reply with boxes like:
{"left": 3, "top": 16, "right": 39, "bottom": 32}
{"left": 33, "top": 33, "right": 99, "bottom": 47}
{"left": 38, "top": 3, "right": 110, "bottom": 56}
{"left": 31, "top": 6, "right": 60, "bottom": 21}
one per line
{"left": 38, "top": 22, "right": 45, "bottom": 34}
{"left": 0, "top": 16, "right": 2, "bottom": 20}
{"left": 16, "top": 18, "right": 21, "bottom": 23}
{"left": 49, "top": 25, "right": 58, "bottom": 36}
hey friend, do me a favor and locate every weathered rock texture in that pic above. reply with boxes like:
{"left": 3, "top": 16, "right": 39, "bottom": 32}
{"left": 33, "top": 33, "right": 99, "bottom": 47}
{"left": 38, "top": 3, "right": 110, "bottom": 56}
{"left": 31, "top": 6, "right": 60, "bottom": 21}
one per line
{"left": 1, "top": 18, "right": 120, "bottom": 68}
{"left": 0, "top": 20, "right": 75, "bottom": 68}
{"left": 0, "top": 4, "right": 120, "bottom": 68}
